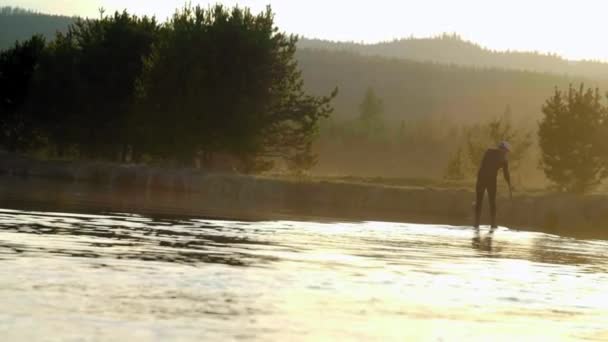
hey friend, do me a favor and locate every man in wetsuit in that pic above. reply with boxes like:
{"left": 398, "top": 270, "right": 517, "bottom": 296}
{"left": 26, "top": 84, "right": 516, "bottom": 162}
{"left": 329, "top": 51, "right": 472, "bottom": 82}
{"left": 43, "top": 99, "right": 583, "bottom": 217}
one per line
{"left": 474, "top": 141, "right": 512, "bottom": 230}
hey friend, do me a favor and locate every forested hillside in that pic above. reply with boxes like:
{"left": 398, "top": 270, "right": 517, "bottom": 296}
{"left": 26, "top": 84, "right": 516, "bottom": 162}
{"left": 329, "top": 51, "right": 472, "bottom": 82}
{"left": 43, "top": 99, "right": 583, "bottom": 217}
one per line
{"left": 299, "top": 34, "right": 608, "bottom": 80}
{"left": 0, "top": 7, "right": 75, "bottom": 49}
{"left": 297, "top": 48, "right": 607, "bottom": 122}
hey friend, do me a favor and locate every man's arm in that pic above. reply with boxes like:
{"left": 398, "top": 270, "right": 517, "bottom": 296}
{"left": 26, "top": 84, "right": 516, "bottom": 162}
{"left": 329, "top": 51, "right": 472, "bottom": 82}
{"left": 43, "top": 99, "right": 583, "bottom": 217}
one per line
{"left": 503, "top": 159, "right": 512, "bottom": 187}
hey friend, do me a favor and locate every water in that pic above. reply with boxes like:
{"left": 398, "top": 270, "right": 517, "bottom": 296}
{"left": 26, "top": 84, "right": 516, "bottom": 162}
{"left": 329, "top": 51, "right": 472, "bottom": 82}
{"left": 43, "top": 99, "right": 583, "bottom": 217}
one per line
{"left": 0, "top": 208, "right": 607, "bottom": 341}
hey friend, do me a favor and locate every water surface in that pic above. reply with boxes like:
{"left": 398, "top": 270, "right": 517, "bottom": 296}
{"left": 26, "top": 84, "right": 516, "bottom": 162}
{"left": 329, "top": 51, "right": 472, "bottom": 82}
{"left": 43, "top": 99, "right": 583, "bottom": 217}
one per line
{"left": 0, "top": 208, "right": 607, "bottom": 341}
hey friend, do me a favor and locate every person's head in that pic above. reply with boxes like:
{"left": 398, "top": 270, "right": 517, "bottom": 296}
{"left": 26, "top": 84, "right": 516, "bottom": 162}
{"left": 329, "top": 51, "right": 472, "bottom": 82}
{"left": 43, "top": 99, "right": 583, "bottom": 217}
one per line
{"left": 498, "top": 141, "right": 511, "bottom": 154}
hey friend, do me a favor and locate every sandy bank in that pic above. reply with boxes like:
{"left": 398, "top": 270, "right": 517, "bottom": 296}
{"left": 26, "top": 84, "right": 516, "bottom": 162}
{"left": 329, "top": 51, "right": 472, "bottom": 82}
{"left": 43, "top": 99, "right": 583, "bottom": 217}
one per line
{"left": 0, "top": 154, "right": 607, "bottom": 239}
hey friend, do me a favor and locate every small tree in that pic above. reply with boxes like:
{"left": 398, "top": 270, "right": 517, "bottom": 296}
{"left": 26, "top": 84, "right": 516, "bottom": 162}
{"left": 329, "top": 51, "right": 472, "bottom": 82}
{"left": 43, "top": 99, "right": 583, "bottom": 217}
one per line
{"left": 538, "top": 84, "right": 608, "bottom": 193}
{"left": 460, "top": 105, "right": 532, "bottom": 177}
{"left": 358, "top": 87, "right": 385, "bottom": 138}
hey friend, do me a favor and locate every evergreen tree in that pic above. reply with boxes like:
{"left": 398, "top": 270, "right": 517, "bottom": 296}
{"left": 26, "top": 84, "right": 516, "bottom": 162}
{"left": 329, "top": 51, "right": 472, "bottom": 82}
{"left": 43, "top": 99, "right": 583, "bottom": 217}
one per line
{"left": 358, "top": 87, "right": 385, "bottom": 138}
{"left": 538, "top": 84, "right": 608, "bottom": 193}
{"left": 0, "top": 35, "right": 45, "bottom": 152}
{"left": 463, "top": 105, "right": 532, "bottom": 177}
{"left": 31, "top": 11, "right": 159, "bottom": 160}
{"left": 442, "top": 105, "right": 533, "bottom": 182}
{"left": 137, "top": 5, "right": 335, "bottom": 169}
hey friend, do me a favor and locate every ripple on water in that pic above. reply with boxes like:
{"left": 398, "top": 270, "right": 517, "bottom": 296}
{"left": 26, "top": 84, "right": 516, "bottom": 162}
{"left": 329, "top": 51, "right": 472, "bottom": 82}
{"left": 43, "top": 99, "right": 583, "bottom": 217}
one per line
{"left": 0, "top": 208, "right": 607, "bottom": 341}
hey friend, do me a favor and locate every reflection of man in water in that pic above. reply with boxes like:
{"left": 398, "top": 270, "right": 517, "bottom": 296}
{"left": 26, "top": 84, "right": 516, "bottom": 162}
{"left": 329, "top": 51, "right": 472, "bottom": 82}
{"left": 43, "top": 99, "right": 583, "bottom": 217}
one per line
{"left": 474, "top": 141, "right": 512, "bottom": 230}
{"left": 472, "top": 231, "right": 494, "bottom": 252}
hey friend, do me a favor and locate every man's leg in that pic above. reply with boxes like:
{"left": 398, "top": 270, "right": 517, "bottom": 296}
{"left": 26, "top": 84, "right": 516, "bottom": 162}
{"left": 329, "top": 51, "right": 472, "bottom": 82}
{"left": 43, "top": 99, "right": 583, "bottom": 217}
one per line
{"left": 488, "top": 180, "right": 497, "bottom": 228}
{"left": 474, "top": 182, "right": 485, "bottom": 228}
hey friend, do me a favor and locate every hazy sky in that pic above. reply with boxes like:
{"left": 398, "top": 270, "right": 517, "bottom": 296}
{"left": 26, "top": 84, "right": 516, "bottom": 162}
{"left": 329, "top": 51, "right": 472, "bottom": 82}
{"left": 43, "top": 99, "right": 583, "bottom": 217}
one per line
{"left": 6, "top": 0, "right": 608, "bottom": 61}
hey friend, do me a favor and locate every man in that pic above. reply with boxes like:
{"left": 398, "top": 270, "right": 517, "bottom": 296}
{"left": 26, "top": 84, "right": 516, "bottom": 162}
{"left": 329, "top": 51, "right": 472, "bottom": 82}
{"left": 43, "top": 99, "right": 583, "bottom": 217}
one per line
{"left": 474, "top": 141, "right": 512, "bottom": 230}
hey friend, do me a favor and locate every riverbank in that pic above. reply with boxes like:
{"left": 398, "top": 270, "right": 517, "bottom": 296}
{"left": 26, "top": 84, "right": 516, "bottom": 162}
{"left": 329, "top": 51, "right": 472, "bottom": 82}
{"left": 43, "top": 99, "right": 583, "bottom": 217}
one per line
{"left": 0, "top": 153, "right": 607, "bottom": 239}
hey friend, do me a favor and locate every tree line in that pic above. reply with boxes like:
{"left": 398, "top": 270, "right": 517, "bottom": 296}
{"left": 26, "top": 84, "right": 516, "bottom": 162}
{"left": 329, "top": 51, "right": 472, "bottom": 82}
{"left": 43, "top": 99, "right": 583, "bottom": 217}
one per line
{"left": 2, "top": 6, "right": 607, "bottom": 192}
{"left": 316, "top": 87, "right": 536, "bottom": 182}
{"left": 0, "top": 5, "right": 336, "bottom": 171}
{"left": 444, "top": 83, "right": 608, "bottom": 194}
{"left": 320, "top": 84, "right": 608, "bottom": 194}
{"left": 4, "top": 7, "right": 607, "bottom": 145}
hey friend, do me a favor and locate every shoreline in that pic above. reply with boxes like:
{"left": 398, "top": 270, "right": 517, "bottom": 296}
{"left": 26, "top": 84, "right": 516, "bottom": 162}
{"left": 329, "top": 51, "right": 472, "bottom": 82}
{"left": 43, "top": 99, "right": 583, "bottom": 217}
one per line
{"left": 0, "top": 154, "right": 607, "bottom": 239}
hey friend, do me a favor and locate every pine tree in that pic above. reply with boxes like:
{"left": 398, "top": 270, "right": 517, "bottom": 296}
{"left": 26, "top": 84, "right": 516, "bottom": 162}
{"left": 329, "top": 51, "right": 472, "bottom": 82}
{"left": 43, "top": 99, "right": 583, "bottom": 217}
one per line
{"left": 538, "top": 84, "right": 608, "bottom": 193}
{"left": 137, "top": 5, "right": 335, "bottom": 169}
{"left": 0, "top": 35, "right": 46, "bottom": 152}
{"left": 461, "top": 105, "right": 532, "bottom": 178}
{"left": 358, "top": 87, "right": 385, "bottom": 138}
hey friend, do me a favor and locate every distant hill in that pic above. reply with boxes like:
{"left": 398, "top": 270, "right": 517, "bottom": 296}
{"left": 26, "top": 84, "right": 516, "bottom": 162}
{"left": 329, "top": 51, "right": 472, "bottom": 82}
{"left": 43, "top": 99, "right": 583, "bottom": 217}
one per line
{"left": 298, "top": 34, "right": 608, "bottom": 80}
{"left": 0, "top": 7, "right": 75, "bottom": 50}
{"left": 296, "top": 48, "right": 608, "bottom": 123}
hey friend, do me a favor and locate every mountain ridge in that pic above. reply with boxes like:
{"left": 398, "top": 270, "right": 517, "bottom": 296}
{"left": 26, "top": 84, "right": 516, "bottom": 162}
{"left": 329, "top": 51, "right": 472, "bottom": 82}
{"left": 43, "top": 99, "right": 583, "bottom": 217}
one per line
{"left": 298, "top": 34, "right": 608, "bottom": 79}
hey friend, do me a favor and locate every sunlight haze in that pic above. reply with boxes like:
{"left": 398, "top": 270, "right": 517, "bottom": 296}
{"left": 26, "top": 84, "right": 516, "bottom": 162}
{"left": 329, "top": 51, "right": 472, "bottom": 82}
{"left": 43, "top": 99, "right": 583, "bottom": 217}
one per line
{"left": 4, "top": 0, "right": 608, "bottom": 339}
{"left": 6, "top": 0, "right": 608, "bottom": 61}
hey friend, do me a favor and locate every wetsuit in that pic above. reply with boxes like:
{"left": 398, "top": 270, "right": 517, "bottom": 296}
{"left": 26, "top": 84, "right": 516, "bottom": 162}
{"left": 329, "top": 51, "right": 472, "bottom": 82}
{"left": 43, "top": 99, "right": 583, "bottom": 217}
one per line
{"left": 475, "top": 148, "right": 510, "bottom": 228}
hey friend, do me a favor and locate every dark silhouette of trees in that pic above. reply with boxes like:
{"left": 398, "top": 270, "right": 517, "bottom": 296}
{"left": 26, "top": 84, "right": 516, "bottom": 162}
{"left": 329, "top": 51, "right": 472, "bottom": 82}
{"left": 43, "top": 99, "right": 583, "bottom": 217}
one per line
{"left": 0, "top": 35, "right": 45, "bottom": 152}
{"left": 136, "top": 5, "right": 335, "bottom": 170}
{"left": 29, "top": 11, "right": 159, "bottom": 160}
{"left": 5, "top": 7, "right": 607, "bottom": 128}
{"left": 539, "top": 85, "right": 608, "bottom": 193}
{"left": 26, "top": 12, "right": 157, "bottom": 158}
{"left": 12, "top": 6, "right": 608, "bottom": 185}
{"left": 4, "top": 6, "right": 606, "bottom": 126}
{"left": 0, "top": 5, "right": 335, "bottom": 173}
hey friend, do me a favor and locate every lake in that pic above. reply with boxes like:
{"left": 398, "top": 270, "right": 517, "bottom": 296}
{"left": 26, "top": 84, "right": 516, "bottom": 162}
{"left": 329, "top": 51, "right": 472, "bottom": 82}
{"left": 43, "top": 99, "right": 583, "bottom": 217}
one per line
{"left": 0, "top": 208, "right": 607, "bottom": 341}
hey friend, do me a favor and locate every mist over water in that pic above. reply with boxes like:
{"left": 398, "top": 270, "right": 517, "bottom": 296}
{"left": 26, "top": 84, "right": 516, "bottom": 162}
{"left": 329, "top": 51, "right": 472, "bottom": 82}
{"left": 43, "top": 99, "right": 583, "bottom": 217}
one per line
{"left": 0, "top": 208, "right": 607, "bottom": 341}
